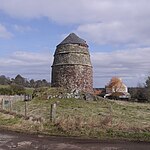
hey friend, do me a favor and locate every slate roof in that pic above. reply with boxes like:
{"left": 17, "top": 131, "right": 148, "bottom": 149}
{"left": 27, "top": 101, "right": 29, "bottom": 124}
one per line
{"left": 58, "top": 33, "right": 87, "bottom": 46}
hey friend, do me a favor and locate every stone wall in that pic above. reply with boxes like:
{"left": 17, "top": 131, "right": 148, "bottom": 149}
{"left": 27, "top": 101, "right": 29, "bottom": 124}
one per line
{"left": 51, "top": 44, "right": 93, "bottom": 93}
{"left": 52, "top": 65, "right": 93, "bottom": 93}
{"left": 53, "top": 44, "right": 91, "bottom": 66}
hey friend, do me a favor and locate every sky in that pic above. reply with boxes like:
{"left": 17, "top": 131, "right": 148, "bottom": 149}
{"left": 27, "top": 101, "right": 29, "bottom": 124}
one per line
{"left": 0, "top": 0, "right": 150, "bottom": 88}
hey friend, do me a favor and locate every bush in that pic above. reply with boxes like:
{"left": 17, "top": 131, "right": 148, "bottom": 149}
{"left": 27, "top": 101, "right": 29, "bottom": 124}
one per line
{"left": 0, "top": 84, "right": 26, "bottom": 95}
{"left": 0, "top": 88, "right": 12, "bottom": 95}
{"left": 10, "top": 84, "right": 26, "bottom": 95}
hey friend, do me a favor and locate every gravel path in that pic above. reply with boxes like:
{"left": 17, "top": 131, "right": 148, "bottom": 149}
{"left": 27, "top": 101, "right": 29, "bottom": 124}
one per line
{"left": 0, "top": 130, "right": 150, "bottom": 150}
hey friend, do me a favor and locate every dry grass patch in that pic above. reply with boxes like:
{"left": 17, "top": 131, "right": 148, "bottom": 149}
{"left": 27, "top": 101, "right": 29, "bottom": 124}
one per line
{"left": 1, "top": 97, "right": 150, "bottom": 140}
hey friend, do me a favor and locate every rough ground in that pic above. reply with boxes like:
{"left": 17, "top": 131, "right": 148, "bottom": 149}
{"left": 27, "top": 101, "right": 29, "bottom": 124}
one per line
{"left": 0, "top": 130, "right": 150, "bottom": 150}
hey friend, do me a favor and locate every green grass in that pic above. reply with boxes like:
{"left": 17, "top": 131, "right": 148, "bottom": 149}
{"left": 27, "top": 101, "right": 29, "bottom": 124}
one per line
{"left": 0, "top": 84, "right": 34, "bottom": 95}
{"left": 8, "top": 97, "right": 150, "bottom": 141}
{"left": 0, "top": 85, "right": 150, "bottom": 141}
{"left": 0, "top": 85, "right": 10, "bottom": 88}
{"left": 25, "top": 88, "right": 34, "bottom": 95}
{"left": 0, "top": 113, "right": 20, "bottom": 125}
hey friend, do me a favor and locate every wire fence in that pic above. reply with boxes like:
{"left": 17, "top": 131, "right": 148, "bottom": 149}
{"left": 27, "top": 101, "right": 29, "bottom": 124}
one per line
{"left": 0, "top": 95, "right": 56, "bottom": 123}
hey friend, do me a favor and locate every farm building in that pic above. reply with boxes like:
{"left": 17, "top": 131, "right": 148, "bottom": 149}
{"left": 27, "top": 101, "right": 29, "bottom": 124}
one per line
{"left": 105, "top": 77, "right": 130, "bottom": 99}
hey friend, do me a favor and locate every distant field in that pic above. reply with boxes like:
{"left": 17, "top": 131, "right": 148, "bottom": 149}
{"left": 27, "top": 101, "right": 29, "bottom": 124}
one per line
{"left": 25, "top": 88, "right": 34, "bottom": 95}
{"left": 0, "top": 85, "right": 10, "bottom": 88}
{"left": 0, "top": 84, "right": 34, "bottom": 95}
{"left": 1, "top": 96, "right": 149, "bottom": 141}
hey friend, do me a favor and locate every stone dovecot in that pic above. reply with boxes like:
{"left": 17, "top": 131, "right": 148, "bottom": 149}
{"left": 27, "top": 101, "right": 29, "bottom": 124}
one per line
{"left": 51, "top": 33, "right": 93, "bottom": 93}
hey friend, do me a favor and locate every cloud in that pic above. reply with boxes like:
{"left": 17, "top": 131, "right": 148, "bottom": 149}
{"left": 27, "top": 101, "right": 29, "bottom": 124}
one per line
{"left": 0, "top": 51, "right": 53, "bottom": 81}
{"left": 0, "top": 0, "right": 149, "bottom": 23}
{"left": 76, "top": 20, "right": 150, "bottom": 46}
{"left": 0, "top": 48, "right": 150, "bottom": 87}
{"left": 13, "top": 25, "right": 34, "bottom": 33}
{"left": 0, "top": 0, "right": 150, "bottom": 46}
{"left": 91, "top": 47, "right": 150, "bottom": 87}
{"left": 0, "top": 0, "right": 150, "bottom": 86}
{"left": 0, "top": 24, "right": 13, "bottom": 39}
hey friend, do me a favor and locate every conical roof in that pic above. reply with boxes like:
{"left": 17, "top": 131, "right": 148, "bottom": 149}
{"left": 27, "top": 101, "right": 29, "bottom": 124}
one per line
{"left": 57, "top": 33, "right": 88, "bottom": 46}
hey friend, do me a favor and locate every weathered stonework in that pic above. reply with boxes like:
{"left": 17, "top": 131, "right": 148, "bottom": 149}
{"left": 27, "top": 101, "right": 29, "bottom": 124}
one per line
{"left": 51, "top": 33, "right": 93, "bottom": 93}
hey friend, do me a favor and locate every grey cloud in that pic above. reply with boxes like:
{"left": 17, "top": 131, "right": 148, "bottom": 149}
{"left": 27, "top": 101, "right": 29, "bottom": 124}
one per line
{"left": 0, "top": 48, "right": 150, "bottom": 87}
{"left": 76, "top": 20, "right": 150, "bottom": 46}
{"left": 11, "top": 51, "right": 52, "bottom": 64}
{"left": 0, "top": 0, "right": 149, "bottom": 23}
{"left": 0, "top": 51, "right": 53, "bottom": 81}
{"left": 13, "top": 25, "right": 34, "bottom": 33}
{"left": 91, "top": 47, "right": 150, "bottom": 87}
{"left": 0, "top": 24, "right": 13, "bottom": 39}
{"left": 1, "top": 0, "right": 150, "bottom": 86}
{"left": 0, "top": 0, "right": 150, "bottom": 46}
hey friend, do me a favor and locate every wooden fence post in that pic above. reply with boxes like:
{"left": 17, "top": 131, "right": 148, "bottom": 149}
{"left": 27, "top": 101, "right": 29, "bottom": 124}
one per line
{"left": 25, "top": 101, "right": 27, "bottom": 117}
{"left": 2, "top": 99, "right": 4, "bottom": 110}
{"left": 9, "top": 100, "right": 12, "bottom": 112}
{"left": 50, "top": 103, "right": 57, "bottom": 123}
{"left": 1, "top": 98, "right": 4, "bottom": 110}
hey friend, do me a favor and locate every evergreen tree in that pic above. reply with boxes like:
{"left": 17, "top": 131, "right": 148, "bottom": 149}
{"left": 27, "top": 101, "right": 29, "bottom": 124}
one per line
{"left": 145, "top": 76, "right": 150, "bottom": 102}
{"left": 14, "top": 74, "right": 25, "bottom": 86}
{"left": 0, "top": 75, "right": 10, "bottom": 85}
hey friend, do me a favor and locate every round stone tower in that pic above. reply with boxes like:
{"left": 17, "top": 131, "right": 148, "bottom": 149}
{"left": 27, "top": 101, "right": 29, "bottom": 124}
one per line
{"left": 51, "top": 33, "right": 93, "bottom": 93}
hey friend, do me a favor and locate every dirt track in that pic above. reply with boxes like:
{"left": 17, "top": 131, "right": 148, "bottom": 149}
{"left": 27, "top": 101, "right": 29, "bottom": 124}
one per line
{"left": 0, "top": 130, "right": 150, "bottom": 150}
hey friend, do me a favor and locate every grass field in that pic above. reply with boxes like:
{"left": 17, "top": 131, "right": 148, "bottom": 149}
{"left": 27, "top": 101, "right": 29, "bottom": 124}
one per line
{"left": 25, "top": 88, "right": 34, "bottom": 95}
{"left": 0, "top": 84, "right": 34, "bottom": 95}
{"left": 1, "top": 96, "right": 149, "bottom": 141}
{"left": 0, "top": 85, "right": 10, "bottom": 88}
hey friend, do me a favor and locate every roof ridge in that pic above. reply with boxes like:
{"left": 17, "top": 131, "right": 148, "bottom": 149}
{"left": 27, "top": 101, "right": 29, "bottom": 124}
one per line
{"left": 57, "top": 33, "right": 88, "bottom": 46}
